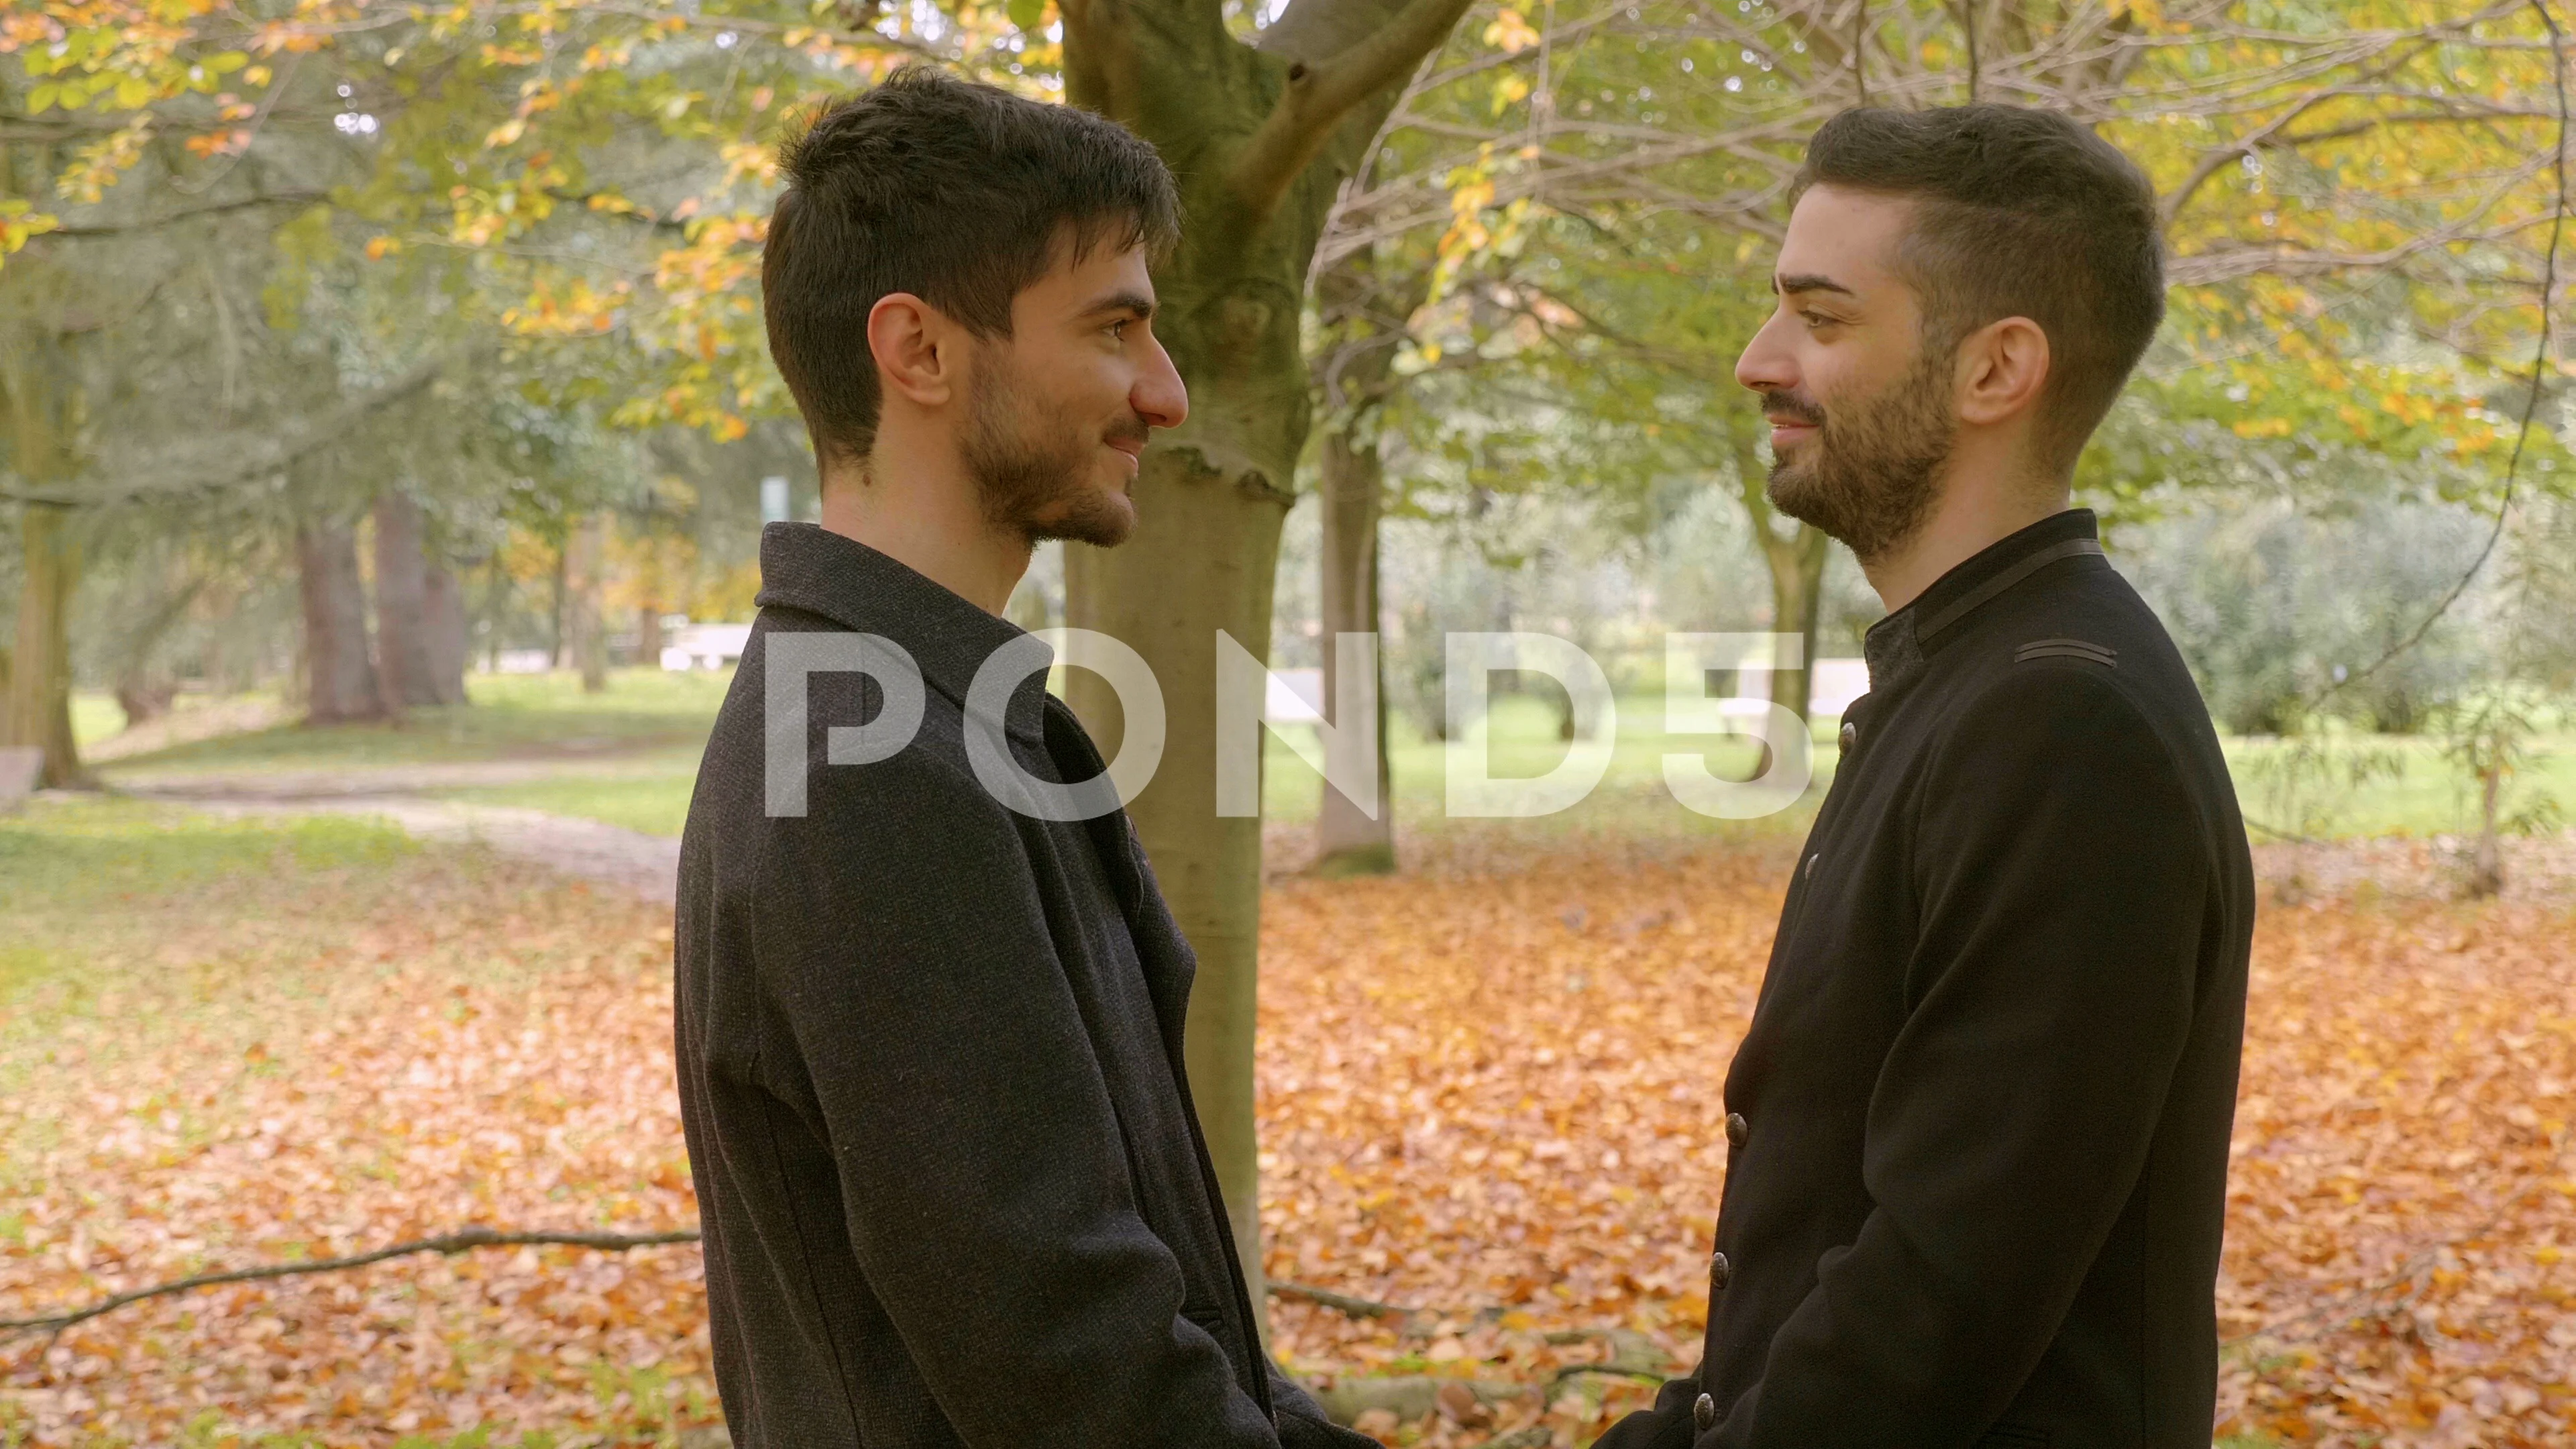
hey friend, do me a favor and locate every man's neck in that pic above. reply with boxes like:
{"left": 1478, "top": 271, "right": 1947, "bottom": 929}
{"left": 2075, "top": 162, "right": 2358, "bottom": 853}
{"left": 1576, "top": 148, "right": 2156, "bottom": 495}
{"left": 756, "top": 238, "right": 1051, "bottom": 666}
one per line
{"left": 817, "top": 445, "right": 1030, "bottom": 616}
{"left": 1863, "top": 466, "right": 2072, "bottom": 614}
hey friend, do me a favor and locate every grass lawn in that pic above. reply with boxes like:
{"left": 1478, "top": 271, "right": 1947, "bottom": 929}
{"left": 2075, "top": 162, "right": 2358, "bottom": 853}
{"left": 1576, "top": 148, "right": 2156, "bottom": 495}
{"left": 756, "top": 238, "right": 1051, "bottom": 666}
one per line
{"left": 71, "top": 667, "right": 2576, "bottom": 848}
{"left": 425, "top": 690, "right": 1846, "bottom": 843}
{"left": 92, "top": 671, "right": 735, "bottom": 782}
{"left": 435, "top": 684, "right": 2576, "bottom": 848}
{"left": 67, "top": 693, "right": 126, "bottom": 747}
{"left": 2224, "top": 730, "right": 2576, "bottom": 841}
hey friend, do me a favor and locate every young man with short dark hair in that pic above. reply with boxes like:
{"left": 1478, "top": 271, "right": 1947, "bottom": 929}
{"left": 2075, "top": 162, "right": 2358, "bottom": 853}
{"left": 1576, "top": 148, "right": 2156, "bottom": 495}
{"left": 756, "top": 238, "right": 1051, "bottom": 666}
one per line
{"left": 672, "top": 68, "right": 1370, "bottom": 1449}
{"left": 1601, "top": 105, "right": 2255, "bottom": 1448}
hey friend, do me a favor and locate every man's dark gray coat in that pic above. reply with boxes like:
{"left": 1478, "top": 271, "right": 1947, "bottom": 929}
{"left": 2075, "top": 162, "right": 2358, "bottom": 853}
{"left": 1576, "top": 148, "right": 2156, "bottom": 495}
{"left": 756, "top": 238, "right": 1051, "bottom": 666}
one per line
{"left": 1601, "top": 509, "right": 2257, "bottom": 1448}
{"left": 674, "top": 523, "right": 1360, "bottom": 1449}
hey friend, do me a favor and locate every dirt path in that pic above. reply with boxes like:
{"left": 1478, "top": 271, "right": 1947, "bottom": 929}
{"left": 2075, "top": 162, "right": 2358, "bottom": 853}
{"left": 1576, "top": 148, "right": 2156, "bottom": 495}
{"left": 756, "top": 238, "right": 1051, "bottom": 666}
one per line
{"left": 113, "top": 755, "right": 679, "bottom": 797}
{"left": 129, "top": 783, "right": 683, "bottom": 904}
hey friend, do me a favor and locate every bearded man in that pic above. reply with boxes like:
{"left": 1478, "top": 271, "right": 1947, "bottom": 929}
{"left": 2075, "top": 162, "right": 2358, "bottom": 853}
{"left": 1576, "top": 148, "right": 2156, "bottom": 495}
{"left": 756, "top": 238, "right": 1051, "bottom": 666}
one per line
{"left": 1599, "top": 107, "right": 2255, "bottom": 1448}
{"left": 672, "top": 68, "right": 1371, "bottom": 1449}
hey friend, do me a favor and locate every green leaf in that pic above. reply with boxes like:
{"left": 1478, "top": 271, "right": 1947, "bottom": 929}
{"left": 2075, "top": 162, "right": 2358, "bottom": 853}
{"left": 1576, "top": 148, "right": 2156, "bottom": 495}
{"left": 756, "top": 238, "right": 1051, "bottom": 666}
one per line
{"left": 1007, "top": 0, "right": 1046, "bottom": 32}
{"left": 25, "top": 83, "right": 58, "bottom": 114}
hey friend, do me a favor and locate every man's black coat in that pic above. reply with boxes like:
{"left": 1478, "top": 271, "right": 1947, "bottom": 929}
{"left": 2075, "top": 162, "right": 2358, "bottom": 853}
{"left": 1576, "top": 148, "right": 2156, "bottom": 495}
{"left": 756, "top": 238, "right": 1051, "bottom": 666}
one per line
{"left": 1602, "top": 510, "right": 2256, "bottom": 1449}
{"left": 673, "top": 524, "right": 1364, "bottom": 1449}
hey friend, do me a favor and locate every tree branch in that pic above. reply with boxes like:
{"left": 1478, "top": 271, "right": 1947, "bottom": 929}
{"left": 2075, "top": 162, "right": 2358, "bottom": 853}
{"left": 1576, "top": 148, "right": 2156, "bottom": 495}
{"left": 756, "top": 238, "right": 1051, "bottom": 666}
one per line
{"left": 43, "top": 191, "right": 329, "bottom": 239}
{"left": 5, "top": 1237, "right": 1455, "bottom": 1343}
{"left": 0, "top": 1227, "right": 702, "bottom": 1340}
{"left": 1269, "top": 1279, "right": 1429, "bottom": 1320}
{"left": 1227, "top": 0, "right": 1477, "bottom": 233}
{"left": 0, "top": 353, "right": 454, "bottom": 506}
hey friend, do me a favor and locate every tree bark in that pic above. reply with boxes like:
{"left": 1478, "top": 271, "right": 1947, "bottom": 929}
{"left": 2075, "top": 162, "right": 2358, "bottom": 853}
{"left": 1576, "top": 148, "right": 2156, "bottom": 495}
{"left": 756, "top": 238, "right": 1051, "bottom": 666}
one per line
{"left": 1, "top": 335, "right": 91, "bottom": 787}
{"left": 1730, "top": 413, "right": 1829, "bottom": 724}
{"left": 549, "top": 542, "right": 568, "bottom": 670}
{"left": 1314, "top": 421, "right": 1395, "bottom": 873}
{"left": 1311, "top": 248, "right": 1426, "bottom": 875}
{"left": 297, "top": 518, "right": 382, "bottom": 724}
{"left": 637, "top": 604, "right": 665, "bottom": 674}
{"left": 372, "top": 492, "right": 446, "bottom": 710}
{"left": 565, "top": 513, "right": 610, "bottom": 692}
{"left": 421, "top": 562, "right": 470, "bottom": 704}
{"left": 1060, "top": 0, "right": 1472, "bottom": 1316}
{"left": 7, "top": 504, "right": 89, "bottom": 787}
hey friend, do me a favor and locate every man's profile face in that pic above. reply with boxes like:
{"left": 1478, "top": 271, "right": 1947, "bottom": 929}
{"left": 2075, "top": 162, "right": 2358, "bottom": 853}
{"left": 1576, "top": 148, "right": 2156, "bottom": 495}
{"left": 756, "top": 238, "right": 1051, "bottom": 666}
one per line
{"left": 962, "top": 237, "right": 1187, "bottom": 549}
{"left": 1734, "top": 184, "right": 1959, "bottom": 563}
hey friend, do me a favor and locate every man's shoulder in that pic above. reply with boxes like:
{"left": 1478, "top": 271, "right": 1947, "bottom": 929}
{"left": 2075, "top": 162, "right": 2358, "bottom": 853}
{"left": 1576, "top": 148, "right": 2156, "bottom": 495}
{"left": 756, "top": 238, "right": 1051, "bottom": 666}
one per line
{"left": 1944, "top": 562, "right": 2213, "bottom": 739}
{"left": 688, "top": 610, "right": 1018, "bottom": 868}
{"left": 1925, "top": 569, "right": 2243, "bottom": 850}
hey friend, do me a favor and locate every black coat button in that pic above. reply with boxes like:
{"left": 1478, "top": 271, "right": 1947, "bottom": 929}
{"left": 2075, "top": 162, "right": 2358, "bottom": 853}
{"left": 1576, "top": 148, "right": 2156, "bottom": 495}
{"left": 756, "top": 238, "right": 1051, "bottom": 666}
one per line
{"left": 1725, "top": 1112, "right": 1749, "bottom": 1147}
{"left": 1838, "top": 720, "right": 1858, "bottom": 752}
{"left": 1695, "top": 1391, "right": 1717, "bottom": 1430}
{"left": 1709, "top": 1250, "right": 1731, "bottom": 1289}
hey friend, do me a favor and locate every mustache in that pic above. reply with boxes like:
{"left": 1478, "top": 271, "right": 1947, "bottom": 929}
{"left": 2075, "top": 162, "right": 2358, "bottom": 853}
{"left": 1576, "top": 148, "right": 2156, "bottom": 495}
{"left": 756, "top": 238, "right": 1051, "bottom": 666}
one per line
{"left": 1761, "top": 390, "right": 1826, "bottom": 428}
{"left": 1104, "top": 413, "right": 1151, "bottom": 448}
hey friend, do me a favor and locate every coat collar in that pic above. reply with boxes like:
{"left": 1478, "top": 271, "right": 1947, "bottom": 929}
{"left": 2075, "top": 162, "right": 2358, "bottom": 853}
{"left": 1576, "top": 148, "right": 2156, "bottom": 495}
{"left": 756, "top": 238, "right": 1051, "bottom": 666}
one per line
{"left": 1862, "top": 507, "right": 2104, "bottom": 693}
{"left": 753, "top": 522, "right": 1053, "bottom": 745}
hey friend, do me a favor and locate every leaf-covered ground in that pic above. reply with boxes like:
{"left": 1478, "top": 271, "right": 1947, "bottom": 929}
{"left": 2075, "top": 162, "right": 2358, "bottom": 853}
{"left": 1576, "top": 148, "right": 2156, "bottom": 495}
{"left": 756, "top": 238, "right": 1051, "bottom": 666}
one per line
{"left": 2, "top": 802, "right": 2571, "bottom": 1446}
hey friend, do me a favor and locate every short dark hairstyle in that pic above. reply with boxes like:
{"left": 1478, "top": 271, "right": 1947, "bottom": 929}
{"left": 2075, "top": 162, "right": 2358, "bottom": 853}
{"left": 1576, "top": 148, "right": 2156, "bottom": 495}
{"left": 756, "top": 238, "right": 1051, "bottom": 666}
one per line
{"left": 1790, "top": 104, "right": 2165, "bottom": 472}
{"left": 761, "top": 66, "right": 1181, "bottom": 468}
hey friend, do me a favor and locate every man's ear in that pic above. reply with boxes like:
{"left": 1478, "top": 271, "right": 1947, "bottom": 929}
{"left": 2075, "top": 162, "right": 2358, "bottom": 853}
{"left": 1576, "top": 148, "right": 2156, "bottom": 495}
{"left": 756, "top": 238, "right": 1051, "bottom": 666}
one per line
{"left": 867, "top": 292, "right": 959, "bottom": 409}
{"left": 1953, "top": 315, "right": 2051, "bottom": 427}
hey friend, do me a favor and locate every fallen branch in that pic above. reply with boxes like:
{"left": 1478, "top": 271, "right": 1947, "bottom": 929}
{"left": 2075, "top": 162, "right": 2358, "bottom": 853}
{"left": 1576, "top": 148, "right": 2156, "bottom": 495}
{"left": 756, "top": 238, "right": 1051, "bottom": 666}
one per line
{"left": 0, "top": 1226, "right": 702, "bottom": 1339}
{"left": 7, "top": 1236, "right": 1642, "bottom": 1372}
{"left": 1267, "top": 1279, "right": 1431, "bottom": 1320}
{"left": 1540, "top": 1326, "right": 1678, "bottom": 1393}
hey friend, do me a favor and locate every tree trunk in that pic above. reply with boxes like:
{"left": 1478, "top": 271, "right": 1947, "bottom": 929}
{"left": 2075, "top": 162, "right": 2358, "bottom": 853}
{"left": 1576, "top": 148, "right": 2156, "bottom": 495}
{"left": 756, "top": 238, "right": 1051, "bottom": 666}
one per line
{"left": 565, "top": 513, "right": 610, "bottom": 692}
{"left": 484, "top": 559, "right": 511, "bottom": 674}
{"left": 114, "top": 678, "right": 176, "bottom": 728}
{"left": 422, "top": 562, "right": 470, "bottom": 704}
{"left": 637, "top": 605, "right": 665, "bottom": 674}
{"left": 1731, "top": 414, "right": 1829, "bottom": 724}
{"left": 1314, "top": 423, "right": 1395, "bottom": 873}
{"left": 297, "top": 518, "right": 383, "bottom": 724}
{"left": 7, "top": 504, "right": 89, "bottom": 788}
{"left": 1061, "top": 0, "right": 1475, "bottom": 1322}
{"left": 1063, "top": 456, "right": 1287, "bottom": 1302}
{"left": 372, "top": 492, "right": 447, "bottom": 710}
{"left": 1, "top": 328, "right": 91, "bottom": 788}
{"left": 549, "top": 542, "right": 568, "bottom": 670}
{"left": 1310, "top": 246, "right": 1424, "bottom": 877}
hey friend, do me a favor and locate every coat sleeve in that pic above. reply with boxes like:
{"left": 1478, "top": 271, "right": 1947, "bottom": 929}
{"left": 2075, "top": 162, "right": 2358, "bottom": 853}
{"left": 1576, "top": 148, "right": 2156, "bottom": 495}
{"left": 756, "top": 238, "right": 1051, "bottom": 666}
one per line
{"left": 1719, "top": 665, "right": 2215, "bottom": 1446}
{"left": 751, "top": 745, "right": 1282, "bottom": 1449}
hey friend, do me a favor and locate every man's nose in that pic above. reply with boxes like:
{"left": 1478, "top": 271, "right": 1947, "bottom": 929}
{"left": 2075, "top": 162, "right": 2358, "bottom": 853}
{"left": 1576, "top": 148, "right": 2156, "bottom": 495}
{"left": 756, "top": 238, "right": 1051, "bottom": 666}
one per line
{"left": 1136, "top": 335, "right": 1188, "bottom": 431}
{"left": 1735, "top": 310, "right": 1796, "bottom": 397}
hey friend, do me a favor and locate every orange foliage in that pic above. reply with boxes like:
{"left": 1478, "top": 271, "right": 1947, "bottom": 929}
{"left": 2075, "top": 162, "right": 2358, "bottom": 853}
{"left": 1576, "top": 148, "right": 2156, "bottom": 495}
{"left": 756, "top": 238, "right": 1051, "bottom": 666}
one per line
{"left": 2, "top": 835, "right": 2571, "bottom": 1445}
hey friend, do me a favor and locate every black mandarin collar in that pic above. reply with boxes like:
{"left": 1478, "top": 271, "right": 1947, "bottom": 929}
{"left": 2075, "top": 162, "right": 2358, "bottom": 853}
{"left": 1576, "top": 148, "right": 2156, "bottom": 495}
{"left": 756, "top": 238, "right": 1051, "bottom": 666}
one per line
{"left": 1861, "top": 508, "right": 2103, "bottom": 694}
{"left": 752, "top": 522, "right": 1053, "bottom": 745}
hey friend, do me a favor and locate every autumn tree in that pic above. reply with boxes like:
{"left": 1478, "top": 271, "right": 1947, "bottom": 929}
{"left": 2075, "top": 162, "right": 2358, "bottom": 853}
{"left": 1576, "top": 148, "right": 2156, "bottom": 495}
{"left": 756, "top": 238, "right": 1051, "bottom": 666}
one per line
{"left": 1316, "top": 0, "right": 2569, "bottom": 730}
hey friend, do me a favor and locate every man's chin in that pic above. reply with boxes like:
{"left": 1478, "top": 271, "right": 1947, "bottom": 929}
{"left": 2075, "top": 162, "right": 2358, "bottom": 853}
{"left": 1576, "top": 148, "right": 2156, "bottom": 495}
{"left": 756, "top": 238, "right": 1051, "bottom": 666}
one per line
{"left": 1031, "top": 488, "right": 1136, "bottom": 549}
{"left": 1765, "top": 462, "right": 1830, "bottom": 531}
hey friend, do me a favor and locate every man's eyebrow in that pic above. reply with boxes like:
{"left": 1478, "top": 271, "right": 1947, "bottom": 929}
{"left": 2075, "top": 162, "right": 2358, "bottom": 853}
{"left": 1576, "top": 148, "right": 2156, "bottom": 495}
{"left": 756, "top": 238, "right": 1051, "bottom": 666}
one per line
{"left": 1774, "top": 272, "right": 1856, "bottom": 299}
{"left": 1080, "top": 289, "right": 1157, "bottom": 320}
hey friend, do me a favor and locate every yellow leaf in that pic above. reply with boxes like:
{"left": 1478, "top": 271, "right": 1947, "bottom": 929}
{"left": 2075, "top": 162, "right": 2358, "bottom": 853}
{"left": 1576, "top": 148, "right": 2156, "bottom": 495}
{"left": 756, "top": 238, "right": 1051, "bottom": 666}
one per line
{"left": 1481, "top": 7, "right": 1539, "bottom": 51}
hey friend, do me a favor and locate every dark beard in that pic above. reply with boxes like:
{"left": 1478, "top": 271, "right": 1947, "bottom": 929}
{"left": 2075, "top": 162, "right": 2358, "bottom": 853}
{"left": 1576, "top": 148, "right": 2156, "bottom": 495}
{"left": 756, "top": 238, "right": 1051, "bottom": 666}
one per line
{"left": 1762, "top": 345, "right": 1957, "bottom": 565}
{"left": 961, "top": 351, "right": 1139, "bottom": 549}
